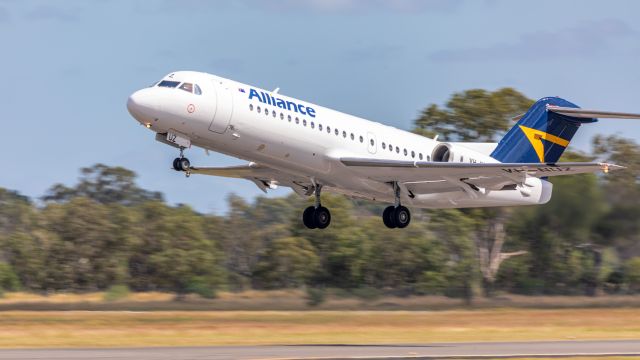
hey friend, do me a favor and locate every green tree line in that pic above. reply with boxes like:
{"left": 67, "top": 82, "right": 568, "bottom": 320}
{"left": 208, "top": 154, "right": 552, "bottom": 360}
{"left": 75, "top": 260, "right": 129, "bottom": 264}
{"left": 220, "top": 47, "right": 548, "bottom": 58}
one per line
{"left": 1, "top": 89, "right": 640, "bottom": 300}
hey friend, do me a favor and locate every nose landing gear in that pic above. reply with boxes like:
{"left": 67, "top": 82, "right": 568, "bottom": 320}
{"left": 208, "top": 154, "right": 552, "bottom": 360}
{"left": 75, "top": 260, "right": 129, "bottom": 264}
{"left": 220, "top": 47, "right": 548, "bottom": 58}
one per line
{"left": 172, "top": 147, "right": 191, "bottom": 175}
{"left": 302, "top": 184, "right": 331, "bottom": 229}
{"left": 382, "top": 182, "right": 411, "bottom": 229}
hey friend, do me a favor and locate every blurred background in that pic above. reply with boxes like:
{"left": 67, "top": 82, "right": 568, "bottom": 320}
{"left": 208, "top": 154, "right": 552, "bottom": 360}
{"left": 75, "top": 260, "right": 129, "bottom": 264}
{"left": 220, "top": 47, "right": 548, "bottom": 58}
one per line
{"left": 1, "top": 0, "right": 640, "bottom": 350}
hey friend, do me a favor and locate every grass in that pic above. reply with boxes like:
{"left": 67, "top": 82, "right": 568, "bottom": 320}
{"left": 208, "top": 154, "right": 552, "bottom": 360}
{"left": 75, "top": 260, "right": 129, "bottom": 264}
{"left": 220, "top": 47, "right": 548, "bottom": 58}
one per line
{"left": 5, "top": 290, "right": 640, "bottom": 311}
{"left": 0, "top": 308, "right": 639, "bottom": 348}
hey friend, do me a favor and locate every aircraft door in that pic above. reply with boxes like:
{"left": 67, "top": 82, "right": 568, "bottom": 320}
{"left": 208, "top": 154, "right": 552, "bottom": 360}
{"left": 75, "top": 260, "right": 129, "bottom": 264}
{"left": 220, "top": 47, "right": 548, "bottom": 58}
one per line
{"left": 367, "top": 132, "right": 377, "bottom": 154}
{"left": 209, "top": 80, "right": 233, "bottom": 134}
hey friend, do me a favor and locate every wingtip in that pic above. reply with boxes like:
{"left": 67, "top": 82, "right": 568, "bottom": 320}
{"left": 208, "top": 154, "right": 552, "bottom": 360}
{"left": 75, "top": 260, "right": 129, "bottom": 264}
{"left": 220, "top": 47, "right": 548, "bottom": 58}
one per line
{"left": 600, "top": 163, "right": 626, "bottom": 173}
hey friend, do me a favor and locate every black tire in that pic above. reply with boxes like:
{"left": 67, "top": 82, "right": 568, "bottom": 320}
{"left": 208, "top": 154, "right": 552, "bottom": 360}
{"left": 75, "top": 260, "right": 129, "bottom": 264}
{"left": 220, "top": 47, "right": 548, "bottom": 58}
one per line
{"left": 302, "top": 206, "right": 317, "bottom": 229}
{"left": 394, "top": 206, "right": 411, "bottom": 228}
{"left": 382, "top": 206, "right": 397, "bottom": 228}
{"left": 179, "top": 157, "right": 191, "bottom": 171}
{"left": 172, "top": 158, "right": 181, "bottom": 171}
{"left": 314, "top": 206, "right": 331, "bottom": 229}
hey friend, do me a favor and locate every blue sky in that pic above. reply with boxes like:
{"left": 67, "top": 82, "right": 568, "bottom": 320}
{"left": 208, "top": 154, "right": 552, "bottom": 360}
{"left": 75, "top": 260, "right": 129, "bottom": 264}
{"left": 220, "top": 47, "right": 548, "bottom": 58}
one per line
{"left": 2, "top": 0, "right": 640, "bottom": 213}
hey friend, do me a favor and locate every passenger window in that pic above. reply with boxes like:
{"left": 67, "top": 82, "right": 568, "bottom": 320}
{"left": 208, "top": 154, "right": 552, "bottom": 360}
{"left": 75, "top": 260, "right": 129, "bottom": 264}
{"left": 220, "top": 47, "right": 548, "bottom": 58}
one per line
{"left": 396, "top": 146, "right": 400, "bottom": 153}
{"left": 419, "top": 153, "right": 423, "bottom": 160}
{"left": 296, "top": 117, "right": 300, "bottom": 124}
{"left": 370, "top": 139, "right": 374, "bottom": 146}
{"left": 249, "top": 104, "right": 254, "bottom": 111}
{"left": 335, "top": 129, "right": 339, "bottom": 136}
{"left": 303, "top": 119, "right": 307, "bottom": 126}
{"left": 319, "top": 124, "right": 323, "bottom": 131}
{"left": 343, "top": 131, "right": 347, "bottom": 138}
{"left": 411, "top": 151, "right": 415, "bottom": 158}
{"left": 460, "top": 156, "right": 464, "bottom": 162}
{"left": 350, "top": 133, "right": 355, "bottom": 140}
{"left": 158, "top": 80, "right": 180, "bottom": 88}
{"left": 359, "top": 135, "right": 364, "bottom": 143}
{"left": 257, "top": 106, "right": 261, "bottom": 113}
{"left": 382, "top": 142, "right": 386, "bottom": 149}
{"left": 404, "top": 149, "right": 408, "bottom": 156}
{"left": 179, "top": 83, "right": 194, "bottom": 93}
{"left": 194, "top": 84, "right": 202, "bottom": 95}
{"left": 327, "top": 126, "right": 331, "bottom": 134}
{"left": 389, "top": 144, "right": 393, "bottom": 152}
{"left": 427, "top": 155, "right": 431, "bottom": 161}
{"left": 272, "top": 110, "right": 276, "bottom": 118}
{"left": 311, "top": 121, "right": 315, "bottom": 129}
{"left": 288, "top": 115, "right": 292, "bottom": 122}
{"left": 280, "top": 113, "right": 284, "bottom": 120}
{"left": 265, "top": 109, "right": 269, "bottom": 116}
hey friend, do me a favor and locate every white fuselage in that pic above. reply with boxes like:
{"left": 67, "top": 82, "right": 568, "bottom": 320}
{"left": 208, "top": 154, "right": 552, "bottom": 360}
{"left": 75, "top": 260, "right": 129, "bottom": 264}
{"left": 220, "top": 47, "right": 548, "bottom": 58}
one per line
{"left": 127, "top": 71, "right": 552, "bottom": 208}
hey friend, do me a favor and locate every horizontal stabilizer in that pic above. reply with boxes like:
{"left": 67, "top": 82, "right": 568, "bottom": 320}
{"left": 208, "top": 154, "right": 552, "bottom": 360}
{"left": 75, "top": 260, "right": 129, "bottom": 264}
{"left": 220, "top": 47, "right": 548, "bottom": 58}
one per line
{"left": 547, "top": 105, "right": 640, "bottom": 119}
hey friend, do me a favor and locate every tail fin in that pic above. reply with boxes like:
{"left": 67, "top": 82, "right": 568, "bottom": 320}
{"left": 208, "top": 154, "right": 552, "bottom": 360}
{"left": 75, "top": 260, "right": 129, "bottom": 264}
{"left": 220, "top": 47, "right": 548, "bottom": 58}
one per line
{"left": 491, "top": 97, "right": 598, "bottom": 164}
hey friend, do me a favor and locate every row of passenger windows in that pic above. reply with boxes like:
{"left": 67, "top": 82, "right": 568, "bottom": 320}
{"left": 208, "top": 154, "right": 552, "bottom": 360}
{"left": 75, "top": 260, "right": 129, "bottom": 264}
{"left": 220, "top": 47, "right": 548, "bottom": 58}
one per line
{"left": 248, "top": 103, "right": 429, "bottom": 161}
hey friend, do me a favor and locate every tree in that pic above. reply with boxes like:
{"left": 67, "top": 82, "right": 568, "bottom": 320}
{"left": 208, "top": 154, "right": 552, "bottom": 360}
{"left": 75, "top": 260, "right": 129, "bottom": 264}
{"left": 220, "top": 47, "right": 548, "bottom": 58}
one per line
{"left": 254, "top": 237, "right": 320, "bottom": 288}
{"left": 130, "top": 202, "right": 225, "bottom": 297}
{"left": 43, "top": 164, "right": 163, "bottom": 205}
{"left": 593, "top": 135, "right": 640, "bottom": 258}
{"left": 40, "top": 197, "right": 122, "bottom": 290}
{"left": 412, "top": 88, "right": 534, "bottom": 296}
{"left": 413, "top": 88, "right": 533, "bottom": 141}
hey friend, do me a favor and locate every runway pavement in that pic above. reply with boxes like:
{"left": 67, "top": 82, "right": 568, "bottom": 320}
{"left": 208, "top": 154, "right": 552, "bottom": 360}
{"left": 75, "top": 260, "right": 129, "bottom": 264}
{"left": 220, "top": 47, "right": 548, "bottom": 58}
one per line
{"left": 0, "top": 340, "right": 639, "bottom": 359}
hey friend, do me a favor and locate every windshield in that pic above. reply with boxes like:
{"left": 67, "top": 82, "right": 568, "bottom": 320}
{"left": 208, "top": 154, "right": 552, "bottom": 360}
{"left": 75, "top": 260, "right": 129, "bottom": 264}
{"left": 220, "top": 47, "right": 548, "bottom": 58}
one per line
{"left": 157, "top": 80, "right": 180, "bottom": 88}
{"left": 179, "top": 83, "right": 193, "bottom": 93}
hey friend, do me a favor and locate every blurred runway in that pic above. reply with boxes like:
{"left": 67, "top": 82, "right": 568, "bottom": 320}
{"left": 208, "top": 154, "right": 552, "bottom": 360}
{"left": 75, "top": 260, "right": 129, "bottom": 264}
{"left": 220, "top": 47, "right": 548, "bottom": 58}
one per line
{"left": 1, "top": 340, "right": 640, "bottom": 359}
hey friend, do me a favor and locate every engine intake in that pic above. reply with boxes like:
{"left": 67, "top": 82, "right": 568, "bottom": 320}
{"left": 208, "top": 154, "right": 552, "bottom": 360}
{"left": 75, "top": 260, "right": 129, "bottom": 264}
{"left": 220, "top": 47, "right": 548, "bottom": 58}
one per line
{"left": 432, "top": 143, "right": 454, "bottom": 162}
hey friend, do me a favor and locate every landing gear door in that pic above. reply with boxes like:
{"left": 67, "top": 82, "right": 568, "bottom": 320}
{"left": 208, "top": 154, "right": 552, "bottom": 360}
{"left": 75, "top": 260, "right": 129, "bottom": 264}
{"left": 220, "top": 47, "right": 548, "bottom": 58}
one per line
{"left": 209, "top": 80, "right": 233, "bottom": 134}
{"left": 367, "top": 132, "right": 377, "bottom": 154}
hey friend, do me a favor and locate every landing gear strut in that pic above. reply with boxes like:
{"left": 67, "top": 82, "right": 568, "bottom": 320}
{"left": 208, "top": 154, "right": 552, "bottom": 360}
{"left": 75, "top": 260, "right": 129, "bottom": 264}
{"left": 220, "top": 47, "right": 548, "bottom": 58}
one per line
{"left": 172, "top": 147, "right": 191, "bottom": 172}
{"left": 382, "top": 182, "right": 411, "bottom": 229}
{"left": 302, "top": 184, "right": 331, "bottom": 229}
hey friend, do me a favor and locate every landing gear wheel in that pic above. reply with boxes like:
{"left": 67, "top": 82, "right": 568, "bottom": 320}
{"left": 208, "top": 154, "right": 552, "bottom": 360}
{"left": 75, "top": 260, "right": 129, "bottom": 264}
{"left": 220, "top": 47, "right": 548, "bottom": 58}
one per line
{"left": 303, "top": 206, "right": 317, "bottom": 229}
{"left": 178, "top": 157, "right": 191, "bottom": 171}
{"left": 394, "top": 206, "right": 411, "bottom": 228}
{"left": 383, "top": 206, "right": 397, "bottom": 229}
{"left": 314, "top": 206, "right": 331, "bottom": 229}
{"left": 172, "top": 158, "right": 181, "bottom": 171}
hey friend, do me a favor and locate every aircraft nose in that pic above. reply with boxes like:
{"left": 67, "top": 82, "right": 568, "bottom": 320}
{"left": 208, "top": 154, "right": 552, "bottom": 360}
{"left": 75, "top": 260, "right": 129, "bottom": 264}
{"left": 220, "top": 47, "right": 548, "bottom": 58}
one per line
{"left": 127, "top": 89, "right": 157, "bottom": 124}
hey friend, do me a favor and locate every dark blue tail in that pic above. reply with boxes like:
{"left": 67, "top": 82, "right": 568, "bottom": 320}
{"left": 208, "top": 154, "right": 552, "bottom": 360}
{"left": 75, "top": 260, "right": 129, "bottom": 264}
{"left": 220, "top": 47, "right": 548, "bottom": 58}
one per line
{"left": 490, "top": 97, "right": 597, "bottom": 164}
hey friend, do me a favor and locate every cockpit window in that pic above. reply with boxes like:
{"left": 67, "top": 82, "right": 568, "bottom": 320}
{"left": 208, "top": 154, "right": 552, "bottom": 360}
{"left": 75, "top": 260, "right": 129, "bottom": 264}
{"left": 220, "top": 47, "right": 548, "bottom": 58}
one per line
{"left": 158, "top": 80, "right": 180, "bottom": 88}
{"left": 194, "top": 84, "right": 202, "bottom": 95}
{"left": 179, "top": 83, "right": 193, "bottom": 93}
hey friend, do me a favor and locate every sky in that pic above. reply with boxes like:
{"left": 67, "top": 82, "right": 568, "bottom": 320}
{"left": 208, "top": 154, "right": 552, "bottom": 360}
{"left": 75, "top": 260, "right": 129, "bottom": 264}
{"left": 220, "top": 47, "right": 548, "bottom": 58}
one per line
{"left": 2, "top": 0, "right": 640, "bottom": 214}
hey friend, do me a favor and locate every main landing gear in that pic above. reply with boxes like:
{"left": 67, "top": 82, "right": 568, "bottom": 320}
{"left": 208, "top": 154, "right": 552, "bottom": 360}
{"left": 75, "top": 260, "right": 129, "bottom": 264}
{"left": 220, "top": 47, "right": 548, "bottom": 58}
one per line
{"left": 172, "top": 147, "right": 191, "bottom": 173}
{"left": 302, "top": 184, "right": 331, "bottom": 229}
{"left": 382, "top": 182, "right": 411, "bottom": 229}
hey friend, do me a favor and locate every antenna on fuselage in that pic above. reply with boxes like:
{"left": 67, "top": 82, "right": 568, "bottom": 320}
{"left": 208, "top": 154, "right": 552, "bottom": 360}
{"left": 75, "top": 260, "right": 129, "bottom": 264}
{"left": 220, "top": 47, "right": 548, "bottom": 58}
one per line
{"left": 433, "top": 135, "right": 439, "bottom": 141}
{"left": 273, "top": 87, "right": 280, "bottom": 94}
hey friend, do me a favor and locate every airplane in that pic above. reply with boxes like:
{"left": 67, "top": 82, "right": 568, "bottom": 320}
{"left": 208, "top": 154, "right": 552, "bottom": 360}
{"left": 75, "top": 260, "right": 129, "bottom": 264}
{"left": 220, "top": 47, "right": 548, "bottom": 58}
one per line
{"left": 127, "top": 71, "right": 640, "bottom": 229}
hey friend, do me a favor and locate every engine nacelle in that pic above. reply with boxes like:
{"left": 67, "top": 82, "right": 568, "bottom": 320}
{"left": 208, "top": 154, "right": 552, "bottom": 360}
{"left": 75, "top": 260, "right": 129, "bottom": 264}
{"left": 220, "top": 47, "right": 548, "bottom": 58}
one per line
{"left": 431, "top": 143, "right": 496, "bottom": 164}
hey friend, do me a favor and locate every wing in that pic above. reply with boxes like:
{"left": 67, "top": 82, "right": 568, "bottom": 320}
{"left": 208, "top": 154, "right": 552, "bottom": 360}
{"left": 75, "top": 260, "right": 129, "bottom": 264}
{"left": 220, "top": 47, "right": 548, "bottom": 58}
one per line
{"left": 341, "top": 158, "right": 623, "bottom": 195}
{"left": 189, "top": 162, "right": 314, "bottom": 195}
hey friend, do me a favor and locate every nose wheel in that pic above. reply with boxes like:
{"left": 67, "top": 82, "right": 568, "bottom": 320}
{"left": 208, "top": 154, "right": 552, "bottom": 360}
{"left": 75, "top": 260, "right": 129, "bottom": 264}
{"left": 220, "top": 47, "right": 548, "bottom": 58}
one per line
{"left": 172, "top": 157, "right": 190, "bottom": 171}
{"left": 172, "top": 147, "right": 191, "bottom": 174}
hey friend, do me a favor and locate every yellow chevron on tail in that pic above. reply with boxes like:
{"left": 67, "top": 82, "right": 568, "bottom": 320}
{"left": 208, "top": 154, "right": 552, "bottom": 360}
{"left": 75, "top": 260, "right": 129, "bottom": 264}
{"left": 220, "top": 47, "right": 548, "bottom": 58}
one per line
{"left": 518, "top": 125, "right": 570, "bottom": 163}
